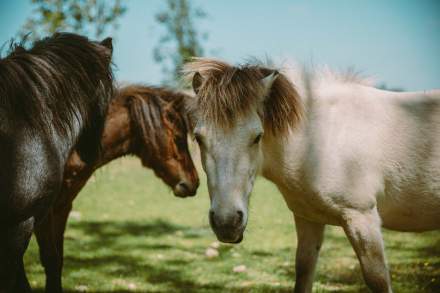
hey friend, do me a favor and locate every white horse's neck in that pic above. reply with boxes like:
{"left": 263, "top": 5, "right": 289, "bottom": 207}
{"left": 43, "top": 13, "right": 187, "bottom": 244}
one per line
{"left": 260, "top": 122, "right": 306, "bottom": 192}
{"left": 259, "top": 69, "right": 386, "bottom": 193}
{"left": 258, "top": 67, "right": 320, "bottom": 191}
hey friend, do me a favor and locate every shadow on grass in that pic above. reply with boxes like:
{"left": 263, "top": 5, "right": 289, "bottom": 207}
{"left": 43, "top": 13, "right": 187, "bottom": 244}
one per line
{"left": 68, "top": 218, "right": 185, "bottom": 238}
{"left": 65, "top": 219, "right": 210, "bottom": 252}
{"left": 31, "top": 218, "right": 440, "bottom": 292}
{"left": 55, "top": 218, "right": 295, "bottom": 292}
{"left": 32, "top": 288, "right": 137, "bottom": 293}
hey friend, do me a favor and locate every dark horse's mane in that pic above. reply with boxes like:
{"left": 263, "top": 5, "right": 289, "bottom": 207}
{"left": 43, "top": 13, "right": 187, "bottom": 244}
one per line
{"left": 0, "top": 33, "right": 114, "bottom": 162}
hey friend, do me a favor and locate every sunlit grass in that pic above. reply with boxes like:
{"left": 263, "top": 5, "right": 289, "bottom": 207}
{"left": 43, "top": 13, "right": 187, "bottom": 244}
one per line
{"left": 24, "top": 157, "right": 440, "bottom": 292}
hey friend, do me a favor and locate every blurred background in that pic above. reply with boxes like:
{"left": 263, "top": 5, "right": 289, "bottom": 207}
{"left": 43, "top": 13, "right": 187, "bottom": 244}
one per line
{"left": 1, "top": 0, "right": 439, "bottom": 91}
{"left": 1, "top": 1, "right": 440, "bottom": 292}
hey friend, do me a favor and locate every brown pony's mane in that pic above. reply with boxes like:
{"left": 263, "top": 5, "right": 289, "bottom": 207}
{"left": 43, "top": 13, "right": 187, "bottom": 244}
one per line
{"left": 183, "top": 57, "right": 303, "bottom": 135}
{"left": 63, "top": 84, "right": 197, "bottom": 196}
{"left": 114, "top": 84, "right": 190, "bottom": 163}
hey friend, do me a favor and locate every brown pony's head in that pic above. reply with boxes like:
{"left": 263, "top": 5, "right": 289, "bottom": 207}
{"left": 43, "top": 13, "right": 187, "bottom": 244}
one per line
{"left": 123, "top": 86, "right": 199, "bottom": 197}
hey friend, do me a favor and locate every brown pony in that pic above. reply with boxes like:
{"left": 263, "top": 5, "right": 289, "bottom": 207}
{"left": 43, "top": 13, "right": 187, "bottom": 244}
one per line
{"left": 34, "top": 85, "right": 199, "bottom": 292}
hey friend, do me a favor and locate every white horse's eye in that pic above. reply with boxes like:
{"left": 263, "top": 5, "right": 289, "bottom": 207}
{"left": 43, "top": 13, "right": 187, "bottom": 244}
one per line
{"left": 194, "top": 133, "right": 203, "bottom": 146}
{"left": 252, "top": 134, "right": 262, "bottom": 145}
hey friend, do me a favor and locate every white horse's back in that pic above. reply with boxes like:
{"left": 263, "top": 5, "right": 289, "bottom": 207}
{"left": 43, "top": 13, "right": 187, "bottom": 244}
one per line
{"left": 378, "top": 89, "right": 440, "bottom": 231}
{"left": 280, "top": 81, "right": 440, "bottom": 232}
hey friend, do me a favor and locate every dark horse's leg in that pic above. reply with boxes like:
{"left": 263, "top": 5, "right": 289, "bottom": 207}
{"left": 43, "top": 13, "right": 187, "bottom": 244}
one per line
{"left": 15, "top": 258, "right": 32, "bottom": 293}
{"left": 35, "top": 203, "right": 72, "bottom": 293}
{"left": 0, "top": 217, "right": 34, "bottom": 293}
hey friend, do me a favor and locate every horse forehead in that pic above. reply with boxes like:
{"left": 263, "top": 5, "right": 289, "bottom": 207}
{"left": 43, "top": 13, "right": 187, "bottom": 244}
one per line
{"left": 198, "top": 113, "right": 262, "bottom": 138}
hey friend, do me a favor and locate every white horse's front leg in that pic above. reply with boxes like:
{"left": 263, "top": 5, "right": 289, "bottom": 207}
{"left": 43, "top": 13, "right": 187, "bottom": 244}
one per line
{"left": 293, "top": 214, "right": 325, "bottom": 293}
{"left": 342, "top": 209, "right": 392, "bottom": 293}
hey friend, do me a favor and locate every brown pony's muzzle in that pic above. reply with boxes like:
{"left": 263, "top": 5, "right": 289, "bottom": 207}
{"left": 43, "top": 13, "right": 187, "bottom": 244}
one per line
{"left": 173, "top": 177, "right": 199, "bottom": 197}
{"left": 172, "top": 151, "right": 200, "bottom": 197}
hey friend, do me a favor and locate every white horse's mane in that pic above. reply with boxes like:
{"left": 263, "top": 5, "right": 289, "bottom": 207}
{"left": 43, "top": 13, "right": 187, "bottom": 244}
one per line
{"left": 279, "top": 59, "right": 374, "bottom": 87}
{"left": 183, "top": 57, "right": 303, "bottom": 134}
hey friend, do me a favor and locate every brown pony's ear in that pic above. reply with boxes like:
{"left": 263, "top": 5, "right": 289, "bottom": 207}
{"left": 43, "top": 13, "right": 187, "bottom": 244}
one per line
{"left": 192, "top": 72, "right": 203, "bottom": 95}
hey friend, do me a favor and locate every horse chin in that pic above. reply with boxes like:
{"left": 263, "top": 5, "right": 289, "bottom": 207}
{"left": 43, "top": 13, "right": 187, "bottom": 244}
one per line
{"left": 173, "top": 188, "right": 188, "bottom": 198}
{"left": 172, "top": 184, "right": 197, "bottom": 198}
{"left": 214, "top": 229, "right": 244, "bottom": 244}
{"left": 173, "top": 180, "right": 198, "bottom": 197}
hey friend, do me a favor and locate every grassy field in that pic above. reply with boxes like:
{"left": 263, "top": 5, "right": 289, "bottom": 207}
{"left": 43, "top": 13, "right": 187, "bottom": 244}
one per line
{"left": 24, "top": 158, "right": 440, "bottom": 292}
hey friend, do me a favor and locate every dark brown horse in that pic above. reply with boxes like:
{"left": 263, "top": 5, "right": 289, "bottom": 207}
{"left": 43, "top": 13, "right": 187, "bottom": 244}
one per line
{"left": 34, "top": 85, "right": 199, "bottom": 292}
{"left": 0, "top": 33, "right": 114, "bottom": 292}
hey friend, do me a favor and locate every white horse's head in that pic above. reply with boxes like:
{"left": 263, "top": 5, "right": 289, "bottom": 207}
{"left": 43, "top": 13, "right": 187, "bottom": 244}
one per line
{"left": 184, "top": 58, "right": 302, "bottom": 243}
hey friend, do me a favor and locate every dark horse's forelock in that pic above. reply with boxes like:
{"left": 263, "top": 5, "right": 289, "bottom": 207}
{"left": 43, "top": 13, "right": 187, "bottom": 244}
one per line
{"left": 0, "top": 33, "right": 114, "bottom": 162}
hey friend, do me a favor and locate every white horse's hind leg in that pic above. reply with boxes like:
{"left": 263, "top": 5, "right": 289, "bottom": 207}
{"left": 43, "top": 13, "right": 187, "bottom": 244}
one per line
{"left": 342, "top": 209, "right": 392, "bottom": 293}
{"left": 293, "top": 215, "right": 325, "bottom": 293}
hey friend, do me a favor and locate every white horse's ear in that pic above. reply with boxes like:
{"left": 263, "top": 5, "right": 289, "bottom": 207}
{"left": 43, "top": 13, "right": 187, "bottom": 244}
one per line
{"left": 260, "top": 71, "right": 279, "bottom": 101}
{"left": 192, "top": 72, "right": 204, "bottom": 95}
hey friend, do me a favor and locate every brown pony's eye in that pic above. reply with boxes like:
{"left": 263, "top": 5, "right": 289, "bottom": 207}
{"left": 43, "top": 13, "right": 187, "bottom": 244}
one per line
{"left": 253, "top": 134, "right": 262, "bottom": 145}
{"left": 166, "top": 112, "right": 176, "bottom": 122}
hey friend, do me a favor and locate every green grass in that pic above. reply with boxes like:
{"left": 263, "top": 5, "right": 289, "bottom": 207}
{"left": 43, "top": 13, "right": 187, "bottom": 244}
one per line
{"left": 24, "top": 158, "right": 440, "bottom": 292}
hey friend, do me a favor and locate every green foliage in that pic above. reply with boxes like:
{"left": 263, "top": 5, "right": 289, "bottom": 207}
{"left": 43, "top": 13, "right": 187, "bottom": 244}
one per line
{"left": 19, "top": 0, "right": 127, "bottom": 42}
{"left": 24, "top": 158, "right": 440, "bottom": 292}
{"left": 154, "top": 0, "right": 207, "bottom": 87}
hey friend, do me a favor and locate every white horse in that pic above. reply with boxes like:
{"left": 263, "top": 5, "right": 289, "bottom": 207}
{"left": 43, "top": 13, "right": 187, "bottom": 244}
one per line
{"left": 183, "top": 58, "right": 440, "bottom": 293}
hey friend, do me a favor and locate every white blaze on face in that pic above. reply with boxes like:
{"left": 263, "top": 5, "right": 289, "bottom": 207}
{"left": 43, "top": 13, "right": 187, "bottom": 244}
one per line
{"left": 194, "top": 112, "right": 264, "bottom": 242}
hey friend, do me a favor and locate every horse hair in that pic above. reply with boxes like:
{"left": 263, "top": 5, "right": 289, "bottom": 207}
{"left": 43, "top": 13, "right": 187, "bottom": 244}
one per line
{"left": 0, "top": 32, "right": 114, "bottom": 162}
{"left": 117, "top": 85, "right": 191, "bottom": 163}
{"left": 183, "top": 57, "right": 303, "bottom": 135}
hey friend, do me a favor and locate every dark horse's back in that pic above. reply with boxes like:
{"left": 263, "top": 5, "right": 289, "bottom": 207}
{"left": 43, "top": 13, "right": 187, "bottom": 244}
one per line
{"left": 0, "top": 33, "right": 114, "bottom": 292}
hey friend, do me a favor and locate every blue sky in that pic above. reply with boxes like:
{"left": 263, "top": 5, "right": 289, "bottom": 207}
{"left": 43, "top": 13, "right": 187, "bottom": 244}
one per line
{"left": 1, "top": 0, "right": 439, "bottom": 90}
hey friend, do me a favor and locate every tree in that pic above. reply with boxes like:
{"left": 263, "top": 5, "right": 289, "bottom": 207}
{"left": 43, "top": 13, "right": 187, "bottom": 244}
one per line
{"left": 19, "top": 0, "right": 127, "bottom": 42}
{"left": 154, "top": 0, "right": 207, "bottom": 87}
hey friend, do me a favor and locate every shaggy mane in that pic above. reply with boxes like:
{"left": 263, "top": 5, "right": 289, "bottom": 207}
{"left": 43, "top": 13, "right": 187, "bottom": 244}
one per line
{"left": 314, "top": 66, "right": 374, "bottom": 86}
{"left": 0, "top": 32, "right": 114, "bottom": 163}
{"left": 183, "top": 58, "right": 303, "bottom": 135}
{"left": 115, "top": 85, "right": 191, "bottom": 160}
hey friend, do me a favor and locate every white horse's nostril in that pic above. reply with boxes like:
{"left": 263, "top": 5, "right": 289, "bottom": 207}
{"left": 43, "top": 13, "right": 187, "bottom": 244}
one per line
{"left": 209, "top": 209, "right": 244, "bottom": 228}
{"left": 236, "top": 210, "right": 244, "bottom": 225}
{"left": 209, "top": 210, "right": 217, "bottom": 227}
{"left": 208, "top": 208, "right": 245, "bottom": 244}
